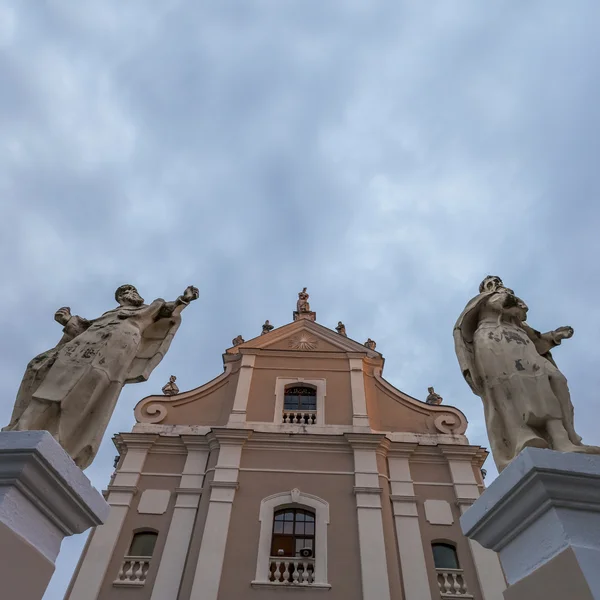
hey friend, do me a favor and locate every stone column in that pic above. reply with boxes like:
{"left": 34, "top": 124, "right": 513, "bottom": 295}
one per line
{"left": 461, "top": 448, "right": 600, "bottom": 600}
{"left": 227, "top": 353, "right": 256, "bottom": 424}
{"left": 150, "top": 436, "right": 210, "bottom": 600}
{"left": 67, "top": 434, "right": 156, "bottom": 600}
{"left": 189, "top": 429, "right": 251, "bottom": 600}
{"left": 346, "top": 434, "right": 391, "bottom": 600}
{"left": 0, "top": 431, "right": 108, "bottom": 600}
{"left": 388, "top": 445, "right": 433, "bottom": 600}
{"left": 442, "top": 446, "right": 506, "bottom": 600}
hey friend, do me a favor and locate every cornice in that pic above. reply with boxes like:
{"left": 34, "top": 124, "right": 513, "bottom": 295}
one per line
{"left": 344, "top": 433, "right": 389, "bottom": 451}
{"left": 113, "top": 433, "right": 159, "bottom": 454}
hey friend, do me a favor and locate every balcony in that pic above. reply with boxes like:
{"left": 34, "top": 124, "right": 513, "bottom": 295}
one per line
{"left": 436, "top": 568, "right": 473, "bottom": 598}
{"left": 269, "top": 557, "right": 315, "bottom": 585}
{"left": 113, "top": 556, "right": 150, "bottom": 587}
{"left": 282, "top": 410, "right": 317, "bottom": 425}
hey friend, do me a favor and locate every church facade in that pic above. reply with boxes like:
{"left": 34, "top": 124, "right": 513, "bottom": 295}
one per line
{"left": 65, "top": 299, "right": 506, "bottom": 600}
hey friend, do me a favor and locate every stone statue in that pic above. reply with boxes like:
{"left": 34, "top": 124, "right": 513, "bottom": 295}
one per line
{"left": 232, "top": 335, "right": 245, "bottom": 346}
{"left": 4, "top": 307, "right": 90, "bottom": 432}
{"left": 336, "top": 321, "right": 347, "bottom": 336}
{"left": 426, "top": 386, "right": 443, "bottom": 405}
{"left": 364, "top": 338, "right": 376, "bottom": 351}
{"left": 162, "top": 375, "right": 179, "bottom": 396}
{"left": 297, "top": 288, "right": 310, "bottom": 313}
{"left": 454, "top": 275, "right": 600, "bottom": 472}
{"left": 262, "top": 320, "right": 274, "bottom": 335}
{"left": 4, "top": 284, "right": 199, "bottom": 469}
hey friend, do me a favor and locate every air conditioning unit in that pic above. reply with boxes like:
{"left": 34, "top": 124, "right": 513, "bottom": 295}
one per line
{"left": 299, "top": 548, "right": 313, "bottom": 558}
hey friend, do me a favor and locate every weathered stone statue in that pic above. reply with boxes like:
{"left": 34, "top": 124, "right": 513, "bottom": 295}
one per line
{"left": 297, "top": 288, "right": 310, "bottom": 313}
{"left": 364, "top": 338, "right": 376, "bottom": 351}
{"left": 4, "top": 307, "right": 90, "bottom": 432}
{"left": 232, "top": 335, "right": 245, "bottom": 346}
{"left": 262, "top": 320, "right": 274, "bottom": 335}
{"left": 426, "top": 386, "right": 443, "bottom": 405}
{"left": 162, "top": 375, "right": 179, "bottom": 396}
{"left": 454, "top": 275, "right": 599, "bottom": 472}
{"left": 4, "top": 284, "right": 199, "bottom": 469}
{"left": 336, "top": 321, "right": 347, "bottom": 336}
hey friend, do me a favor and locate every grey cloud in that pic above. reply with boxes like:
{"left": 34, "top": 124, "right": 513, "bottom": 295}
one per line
{"left": 1, "top": 2, "right": 600, "bottom": 597}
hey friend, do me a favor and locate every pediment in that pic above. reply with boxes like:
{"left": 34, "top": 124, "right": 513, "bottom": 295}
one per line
{"left": 226, "top": 319, "right": 380, "bottom": 357}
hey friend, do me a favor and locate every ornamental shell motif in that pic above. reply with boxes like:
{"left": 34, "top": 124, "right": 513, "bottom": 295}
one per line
{"left": 288, "top": 334, "right": 318, "bottom": 351}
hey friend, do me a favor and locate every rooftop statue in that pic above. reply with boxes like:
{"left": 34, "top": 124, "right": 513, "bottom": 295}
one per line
{"left": 3, "top": 284, "right": 199, "bottom": 469}
{"left": 364, "top": 338, "right": 376, "bottom": 351}
{"left": 336, "top": 321, "right": 347, "bottom": 336}
{"left": 262, "top": 320, "right": 274, "bottom": 335}
{"left": 426, "top": 386, "right": 443, "bottom": 405}
{"left": 454, "top": 275, "right": 599, "bottom": 472}
{"left": 232, "top": 335, "right": 245, "bottom": 346}
{"left": 162, "top": 375, "right": 179, "bottom": 396}
{"left": 297, "top": 287, "right": 311, "bottom": 313}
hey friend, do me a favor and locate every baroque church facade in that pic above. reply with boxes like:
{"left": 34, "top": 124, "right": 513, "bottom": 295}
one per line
{"left": 65, "top": 296, "right": 506, "bottom": 600}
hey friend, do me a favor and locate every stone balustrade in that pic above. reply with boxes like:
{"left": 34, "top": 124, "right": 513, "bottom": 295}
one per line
{"left": 282, "top": 411, "right": 317, "bottom": 425}
{"left": 436, "top": 568, "right": 473, "bottom": 597}
{"left": 114, "top": 556, "right": 151, "bottom": 586}
{"left": 269, "top": 557, "right": 315, "bottom": 584}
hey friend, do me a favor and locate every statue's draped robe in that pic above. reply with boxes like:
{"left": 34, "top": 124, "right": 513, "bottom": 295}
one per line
{"left": 4, "top": 316, "right": 90, "bottom": 432}
{"left": 454, "top": 291, "right": 580, "bottom": 472}
{"left": 30, "top": 300, "right": 181, "bottom": 469}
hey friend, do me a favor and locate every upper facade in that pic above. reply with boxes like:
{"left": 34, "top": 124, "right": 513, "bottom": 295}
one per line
{"left": 65, "top": 294, "right": 506, "bottom": 600}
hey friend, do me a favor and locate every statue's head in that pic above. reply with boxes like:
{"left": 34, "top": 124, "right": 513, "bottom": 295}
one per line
{"left": 115, "top": 284, "right": 145, "bottom": 307}
{"left": 54, "top": 306, "right": 72, "bottom": 326}
{"left": 427, "top": 386, "right": 434, "bottom": 394}
{"left": 479, "top": 275, "right": 504, "bottom": 294}
{"left": 169, "top": 375, "right": 176, "bottom": 383}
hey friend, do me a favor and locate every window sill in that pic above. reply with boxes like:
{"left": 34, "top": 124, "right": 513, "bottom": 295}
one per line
{"left": 251, "top": 581, "right": 331, "bottom": 591}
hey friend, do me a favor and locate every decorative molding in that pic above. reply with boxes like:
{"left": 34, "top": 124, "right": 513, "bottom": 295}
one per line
{"left": 372, "top": 368, "right": 468, "bottom": 436}
{"left": 255, "top": 490, "right": 330, "bottom": 586}
{"left": 133, "top": 361, "right": 236, "bottom": 424}
{"left": 288, "top": 333, "right": 319, "bottom": 350}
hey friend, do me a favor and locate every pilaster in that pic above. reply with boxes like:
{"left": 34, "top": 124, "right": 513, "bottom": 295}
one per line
{"left": 345, "top": 434, "right": 391, "bottom": 600}
{"left": 150, "top": 436, "right": 210, "bottom": 600}
{"left": 228, "top": 354, "right": 256, "bottom": 424}
{"left": 189, "top": 429, "right": 251, "bottom": 600}
{"left": 67, "top": 435, "right": 156, "bottom": 600}
{"left": 349, "top": 358, "right": 370, "bottom": 428}
{"left": 441, "top": 445, "right": 506, "bottom": 600}
{"left": 388, "top": 444, "right": 433, "bottom": 600}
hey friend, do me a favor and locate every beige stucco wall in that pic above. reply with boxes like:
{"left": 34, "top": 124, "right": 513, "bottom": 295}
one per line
{"left": 246, "top": 355, "right": 354, "bottom": 425}
{"left": 217, "top": 468, "right": 362, "bottom": 600}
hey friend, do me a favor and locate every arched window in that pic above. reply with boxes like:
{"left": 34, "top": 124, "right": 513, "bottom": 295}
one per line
{"left": 128, "top": 530, "right": 158, "bottom": 557}
{"left": 432, "top": 542, "right": 459, "bottom": 570}
{"left": 283, "top": 386, "right": 317, "bottom": 424}
{"left": 271, "top": 508, "right": 316, "bottom": 558}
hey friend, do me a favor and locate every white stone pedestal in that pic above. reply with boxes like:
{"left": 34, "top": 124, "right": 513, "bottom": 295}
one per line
{"left": 0, "top": 431, "right": 109, "bottom": 600}
{"left": 461, "top": 448, "right": 600, "bottom": 600}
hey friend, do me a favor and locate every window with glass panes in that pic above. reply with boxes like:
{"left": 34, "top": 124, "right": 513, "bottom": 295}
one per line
{"left": 283, "top": 386, "right": 317, "bottom": 411}
{"left": 270, "top": 509, "right": 316, "bottom": 557}
{"left": 432, "top": 543, "right": 459, "bottom": 570}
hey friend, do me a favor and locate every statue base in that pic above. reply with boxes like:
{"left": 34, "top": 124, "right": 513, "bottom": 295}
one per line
{"left": 0, "top": 431, "right": 109, "bottom": 599}
{"left": 293, "top": 310, "right": 316, "bottom": 322}
{"left": 461, "top": 448, "right": 600, "bottom": 600}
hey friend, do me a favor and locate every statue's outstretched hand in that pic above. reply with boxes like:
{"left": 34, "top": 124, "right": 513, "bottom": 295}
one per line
{"left": 182, "top": 286, "right": 199, "bottom": 303}
{"left": 554, "top": 326, "right": 574, "bottom": 341}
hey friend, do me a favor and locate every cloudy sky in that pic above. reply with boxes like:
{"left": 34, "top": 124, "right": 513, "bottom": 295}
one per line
{"left": 1, "top": 1, "right": 600, "bottom": 597}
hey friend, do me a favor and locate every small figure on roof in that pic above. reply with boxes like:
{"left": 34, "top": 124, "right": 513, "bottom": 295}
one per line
{"left": 364, "top": 338, "right": 376, "bottom": 351}
{"left": 336, "top": 321, "right": 347, "bottom": 336}
{"left": 162, "top": 375, "right": 179, "bottom": 396}
{"left": 426, "top": 386, "right": 443, "bottom": 405}
{"left": 262, "top": 320, "right": 274, "bottom": 335}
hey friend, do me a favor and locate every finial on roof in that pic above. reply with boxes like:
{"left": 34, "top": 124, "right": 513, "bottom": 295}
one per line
{"left": 262, "top": 320, "right": 274, "bottom": 335}
{"left": 162, "top": 375, "right": 179, "bottom": 396}
{"left": 336, "top": 321, "right": 347, "bottom": 336}
{"left": 232, "top": 335, "right": 245, "bottom": 346}
{"left": 293, "top": 287, "right": 316, "bottom": 322}
{"left": 426, "top": 386, "right": 443, "bottom": 405}
{"left": 364, "top": 338, "right": 376, "bottom": 351}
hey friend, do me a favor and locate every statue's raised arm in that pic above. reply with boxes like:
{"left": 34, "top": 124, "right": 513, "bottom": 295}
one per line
{"left": 454, "top": 275, "right": 599, "bottom": 472}
{"left": 4, "top": 284, "right": 199, "bottom": 470}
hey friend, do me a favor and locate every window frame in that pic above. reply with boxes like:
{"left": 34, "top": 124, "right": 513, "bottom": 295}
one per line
{"left": 271, "top": 507, "right": 316, "bottom": 558}
{"left": 274, "top": 378, "right": 326, "bottom": 425}
{"left": 128, "top": 529, "right": 159, "bottom": 558}
{"left": 431, "top": 541, "right": 460, "bottom": 570}
{"left": 252, "top": 489, "right": 330, "bottom": 588}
